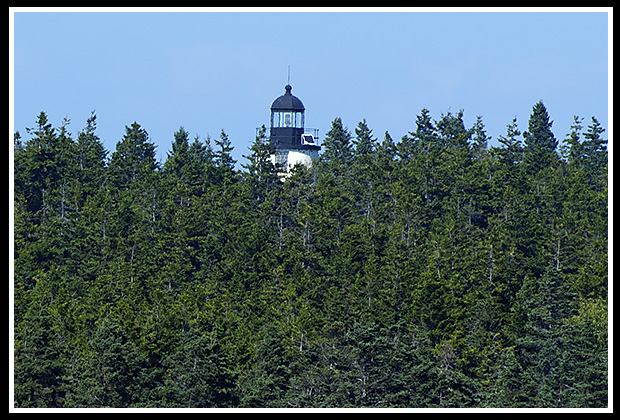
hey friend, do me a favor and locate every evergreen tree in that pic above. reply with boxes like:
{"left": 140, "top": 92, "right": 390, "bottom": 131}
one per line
{"left": 160, "top": 329, "right": 237, "bottom": 407}
{"left": 162, "top": 127, "right": 212, "bottom": 206}
{"left": 398, "top": 108, "right": 437, "bottom": 159}
{"left": 523, "top": 101, "right": 558, "bottom": 173}
{"left": 214, "top": 129, "right": 237, "bottom": 173}
{"left": 414, "top": 108, "right": 437, "bottom": 144}
{"left": 516, "top": 266, "right": 576, "bottom": 406}
{"left": 14, "top": 304, "right": 68, "bottom": 408}
{"left": 353, "top": 118, "right": 376, "bottom": 157}
{"left": 15, "top": 112, "right": 74, "bottom": 217}
{"left": 496, "top": 117, "right": 523, "bottom": 165}
{"left": 321, "top": 117, "right": 353, "bottom": 170}
{"left": 581, "top": 116, "right": 607, "bottom": 188}
{"left": 485, "top": 346, "right": 529, "bottom": 407}
{"left": 436, "top": 109, "right": 471, "bottom": 150}
{"left": 65, "top": 317, "right": 146, "bottom": 407}
{"left": 558, "top": 314, "right": 608, "bottom": 407}
{"left": 377, "top": 131, "right": 398, "bottom": 163}
{"left": 187, "top": 134, "right": 216, "bottom": 190}
{"left": 471, "top": 115, "right": 490, "bottom": 161}
{"left": 163, "top": 126, "right": 191, "bottom": 178}
{"left": 108, "top": 122, "right": 158, "bottom": 189}
{"left": 74, "top": 112, "right": 107, "bottom": 207}
{"left": 561, "top": 116, "right": 584, "bottom": 165}
{"left": 242, "top": 125, "right": 280, "bottom": 200}
{"left": 238, "top": 326, "right": 291, "bottom": 407}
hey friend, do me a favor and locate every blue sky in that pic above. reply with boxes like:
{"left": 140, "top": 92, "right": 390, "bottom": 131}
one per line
{"left": 11, "top": 8, "right": 611, "bottom": 167}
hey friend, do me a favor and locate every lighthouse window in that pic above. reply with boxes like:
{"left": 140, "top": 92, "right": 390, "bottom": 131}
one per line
{"left": 273, "top": 112, "right": 292, "bottom": 128}
{"left": 273, "top": 111, "right": 304, "bottom": 128}
{"left": 296, "top": 112, "right": 304, "bottom": 128}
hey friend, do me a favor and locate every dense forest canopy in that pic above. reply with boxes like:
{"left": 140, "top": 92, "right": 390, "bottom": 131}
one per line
{"left": 12, "top": 101, "right": 608, "bottom": 409}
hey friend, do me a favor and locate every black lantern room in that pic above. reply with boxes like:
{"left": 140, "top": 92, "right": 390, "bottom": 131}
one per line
{"left": 269, "top": 84, "right": 319, "bottom": 151}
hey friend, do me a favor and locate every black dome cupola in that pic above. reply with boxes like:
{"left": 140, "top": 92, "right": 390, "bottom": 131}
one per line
{"left": 271, "top": 84, "right": 305, "bottom": 112}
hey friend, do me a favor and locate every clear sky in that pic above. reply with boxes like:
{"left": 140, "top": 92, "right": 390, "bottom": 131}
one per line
{"left": 11, "top": 8, "right": 611, "bottom": 167}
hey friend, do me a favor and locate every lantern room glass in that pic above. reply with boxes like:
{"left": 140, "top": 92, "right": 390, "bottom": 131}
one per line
{"left": 273, "top": 111, "right": 304, "bottom": 128}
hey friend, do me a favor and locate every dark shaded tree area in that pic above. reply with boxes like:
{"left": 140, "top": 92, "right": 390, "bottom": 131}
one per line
{"left": 13, "top": 101, "right": 608, "bottom": 408}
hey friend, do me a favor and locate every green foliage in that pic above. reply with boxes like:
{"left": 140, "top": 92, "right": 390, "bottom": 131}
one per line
{"left": 321, "top": 117, "right": 353, "bottom": 171}
{"left": 14, "top": 303, "right": 69, "bottom": 408}
{"left": 13, "top": 104, "right": 607, "bottom": 408}
{"left": 108, "top": 122, "right": 159, "bottom": 189}
{"left": 523, "top": 101, "right": 559, "bottom": 173}
{"left": 64, "top": 317, "right": 146, "bottom": 407}
{"left": 160, "top": 329, "right": 237, "bottom": 407}
{"left": 237, "top": 326, "right": 291, "bottom": 407}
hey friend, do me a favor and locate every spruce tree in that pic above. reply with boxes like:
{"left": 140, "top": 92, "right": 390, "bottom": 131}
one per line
{"left": 353, "top": 118, "right": 376, "bottom": 157}
{"left": 65, "top": 317, "right": 146, "bottom": 407}
{"left": 16, "top": 112, "right": 71, "bottom": 217}
{"left": 561, "top": 116, "right": 584, "bottom": 166}
{"left": 436, "top": 109, "right": 471, "bottom": 150}
{"left": 160, "top": 329, "right": 237, "bottom": 407}
{"left": 108, "top": 122, "right": 158, "bottom": 190}
{"left": 516, "top": 266, "right": 576, "bottom": 406}
{"left": 74, "top": 112, "right": 107, "bottom": 206}
{"left": 14, "top": 304, "right": 68, "bottom": 408}
{"left": 163, "top": 126, "right": 191, "bottom": 179}
{"left": 321, "top": 117, "right": 353, "bottom": 170}
{"left": 214, "top": 129, "right": 237, "bottom": 172}
{"left": 238, "top": 326, "right": 291, "bottom": 407}
{"left": 496, "top": 117, "right": 523, "bottom": 165}
{"left": 523, "top": 101, "right": 558, "bottom": 173}
{"left": 557, "top": 317, "right": 608, "bottom": 407}
{"left": 581, "top": 116, "right": 607, "bottom": 188}
{"left": 398, "top": 108, "right": 437, "bottom": 159}
{"left": 242, "top": 125, "right": 280, "bottom": 201}
{"left": 471, "top": 115, "right": 490, "bottom": 161}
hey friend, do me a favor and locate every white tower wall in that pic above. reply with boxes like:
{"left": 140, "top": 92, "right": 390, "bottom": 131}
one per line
{"left": 270, "top": 148, "right": 319, "bottom": 177}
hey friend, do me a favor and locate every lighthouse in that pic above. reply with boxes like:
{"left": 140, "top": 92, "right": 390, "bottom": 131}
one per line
{"left": 268, "top": 84, "right": 320, "bottom": 173}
